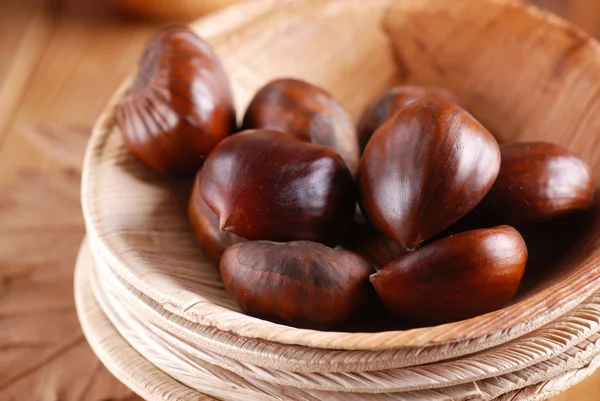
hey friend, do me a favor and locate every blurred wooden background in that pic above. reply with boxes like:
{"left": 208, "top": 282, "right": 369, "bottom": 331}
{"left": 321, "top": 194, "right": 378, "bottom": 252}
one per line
{"left": 1, "top": 0, "right": 600, "bottom": 399}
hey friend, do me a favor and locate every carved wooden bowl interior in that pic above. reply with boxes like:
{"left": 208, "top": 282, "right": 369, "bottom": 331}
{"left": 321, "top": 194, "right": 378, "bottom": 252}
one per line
{"left": 82, "top": 0, "right": 600, "bottom": 352}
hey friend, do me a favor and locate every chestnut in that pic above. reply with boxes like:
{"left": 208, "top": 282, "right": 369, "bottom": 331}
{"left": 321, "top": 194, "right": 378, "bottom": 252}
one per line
{"left": 115, "top": 26, "right": 236, "bottom": 175}
{"left": 242, "top": 78, "right": 360, "bottom": 174}
{"left": 220, "top": 240, "right": 373, "bottom": 329}
{"left": 343, "top": 222, "right": 407, "bottom": 268}
{"left": 357, "top": 99, "right": 501, "bottom": 251}
{"left": 468, "top": 141, "right": 594, "bottom": 226}
{"left": 357, "top": 85, "right": 459, "bottom": 151}
{"left": 188, "top": 170, "right": 245, "bottom": 266}
{"left": 370, "top": 226, "right": 527, "bottom": 325}
{"left": 200, "top": 129, "right": 355, "bottom": 245}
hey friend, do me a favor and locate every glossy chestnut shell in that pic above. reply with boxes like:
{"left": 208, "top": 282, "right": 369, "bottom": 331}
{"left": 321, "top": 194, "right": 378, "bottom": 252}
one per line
{"left": 358, "top": 99, "right": 501, "bottom": 251}
{"left": 201, "top": 129, "right": 356, "bottom": 245}
{"left": 242, "top": 78, "right": 360, "bottom": 174}
{"left": 220, "top": 241, "right": 373, "bottom": 329}
{"left": 357, "top": 85, "right": 458, "bottom": 151}
{"left": 370, "top": 225, "right": 527, "bottom": 325}
{"left": 188, "top": 170, "right": 245, "bottom": 266}
{"left": 115, "top": 26, "right": 236, "bottom": 175}
{"left": 469, "top": 141, "right": 595, "bottom": 226}
{"left": 343, "top": 222, "right": 407, "bottom": 268}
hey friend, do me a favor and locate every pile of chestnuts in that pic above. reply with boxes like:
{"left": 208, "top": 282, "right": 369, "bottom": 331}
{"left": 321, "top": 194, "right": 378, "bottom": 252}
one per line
{"left": 116, "top": 26, "right": 595, "bottom": 330}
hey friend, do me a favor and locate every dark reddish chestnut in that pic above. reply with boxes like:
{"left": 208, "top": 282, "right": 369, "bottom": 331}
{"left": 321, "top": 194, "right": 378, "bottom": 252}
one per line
{"left": 343, "top": 222, "right": 407, "bottom": 268}
{"left": 370, "top": 226, "right": 527, "bottom": 325}
{"left": 220, "top": 241, "right": 373, "bottom": 329}
{"left": 115, "top": 26, "right": 236, "bottom": 175}
{"left": 242, "top": 78, "right": 360, "bottom": 174}
{"left": 201, "top": 129, "right": 355, "bottom": 245}
{"left": 188, "top": 170, "right": 245, "bottom": 266}
{"left": 358, "top": 100, "right": 501, "bottom": 251}
{"left": 468, "top": 142, "right": 594, "bottom": 226}
{"left": 357, "top": 85, "right": 458, "bottom": 151}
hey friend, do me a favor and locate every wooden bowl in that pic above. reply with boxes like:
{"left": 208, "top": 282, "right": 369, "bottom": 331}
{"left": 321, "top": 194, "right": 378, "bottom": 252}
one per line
{"left": 76, "top": 239, "right": 600, "bottom": 400}
{"left": 91, "top": 240, "right": 600, "bottom": 392}
{"left": 75, "top": 241, "right": 215, "bottom": 401}
{"left": 82, "top": 0, "right": 600, "bottom": 352}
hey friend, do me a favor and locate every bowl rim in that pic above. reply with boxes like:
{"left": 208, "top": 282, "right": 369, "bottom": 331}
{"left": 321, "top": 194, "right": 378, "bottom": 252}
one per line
{"left": 75, "top": 241, "right": 217, "bottom": 401}
{"left": 82, "top": 0, "right": 600, "bottom": 351}
{"left": 92, "top": 234, "right": 600, "bottom": 377}
{"left": 77, "top": 238, "right": 600, "bottom": 399}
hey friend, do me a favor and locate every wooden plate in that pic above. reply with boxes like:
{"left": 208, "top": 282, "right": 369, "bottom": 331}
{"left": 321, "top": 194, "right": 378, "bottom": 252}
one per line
{"left": 78, "top": 240, "right": 600, "bottom": 400}
{"left": 91, "top": 242, "right": 600, "bottom": 378}
{"left": 90, "top": 245, "right": 600, "bottom": 390}
{"left": 75, "top": 242, "right": 214, "bottom": 401}
{"left": 82, "top": 0, "right": 600, "bottom": 351}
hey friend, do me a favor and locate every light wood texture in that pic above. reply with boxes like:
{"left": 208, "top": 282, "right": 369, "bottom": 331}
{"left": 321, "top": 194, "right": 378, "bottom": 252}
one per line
{"left": 498, "top": 351, "right": 600, "bottom": 401}
{"left": 0, "top": 0, "right": 158, "bottom": 185}
{"left": 531, "top": 0, "right": 600, "bottom": 39}
{"left": 22, "top": 125, "right": 90, "bottom": 171}
{"left": 91, "top": 242, "right": 600, "bottom": 378}
{"left": 83, "top": 0, "right": 600, "bottom": 355}
{"left": 75, "top": 242, "right": 213, "bottom": 401}
{"left": 0, "top": 167, "right": 138, "bottom": 400}
{"left": 3, "top": 0, "right": 600, "bottom": 399}
{"left": 77, "top": 240, "right": 600, "bottom": 400}
{"left": 0, "top": 0, "right": 159, "bottom": 397}
{"left": 91, "top": 247, "right": 600, "bottom": 394}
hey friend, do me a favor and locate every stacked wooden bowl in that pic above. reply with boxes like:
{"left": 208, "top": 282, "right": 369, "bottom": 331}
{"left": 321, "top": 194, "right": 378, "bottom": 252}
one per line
{"left": 76, "top": 0, "right": 600, "bottom": 399}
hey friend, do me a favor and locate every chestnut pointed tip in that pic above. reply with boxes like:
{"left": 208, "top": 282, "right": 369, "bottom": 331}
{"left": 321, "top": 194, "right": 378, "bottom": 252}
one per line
{"left": 358, "top": 100, "right": 501, "bottom": 249}
{"left": 369, "top": 270, "right": 383, "bottom": 283}
{"left": 218, "top": 218, "right": 236, "bottom": 233}
{"left": 202, "top": 129, "right": 356, "bottom": 244}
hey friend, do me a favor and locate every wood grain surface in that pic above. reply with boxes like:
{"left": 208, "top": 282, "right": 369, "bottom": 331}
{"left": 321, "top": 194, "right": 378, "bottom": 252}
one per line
{"left": 1, "top": 0, "right": 600, "bottom": 400}
{"left": 0, "top": 1, "right": 157, "bottom": 400}
{"left": 79, "top": 237, "right": 600, "bottom": 400}
{"left": 82, "top": 0, "right": 600, "bottom": 355}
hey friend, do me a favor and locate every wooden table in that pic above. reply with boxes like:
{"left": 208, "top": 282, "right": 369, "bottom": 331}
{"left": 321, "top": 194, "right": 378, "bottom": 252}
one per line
{"left": 0, "top": 0, "right": 599, "bottom": 399}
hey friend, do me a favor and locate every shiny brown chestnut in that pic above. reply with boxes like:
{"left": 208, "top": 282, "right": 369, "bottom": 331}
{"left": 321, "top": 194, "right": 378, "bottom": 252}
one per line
{"left": 357, "top": 85, "right": 459, "bottom": 152}
{"left": 115, "top": 26, "right": 236, "bottom": 175}
{"left": 358, "top": 100, "right": 501, "bottom": 251}
{"left": 370, "top": 226, "right": 527, "bottom": 325}
{"left": 188, "top": 170, "right": 245, "bottom": 266}
{"left": 343, "top": 222, "right": 407, "bottom": 268}
{"left": 201, "top": 129, "right": 355, "bottom": 245}
{"left": 468, "top": 142, "right": 594, "bottom": 226}
{"left": 220, "top": 240, "right": 373, "bottom": 329}
{"left": 242, "top": 78, "right": 360, "bottom": 174}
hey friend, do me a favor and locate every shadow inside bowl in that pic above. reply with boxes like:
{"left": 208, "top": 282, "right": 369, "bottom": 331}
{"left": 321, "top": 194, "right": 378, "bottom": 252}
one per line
{"left": 515, "top": 192, "right": 600, "bottom": 299}
{"left": 340, "top": 200, "right": 600, "bottom": 332}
